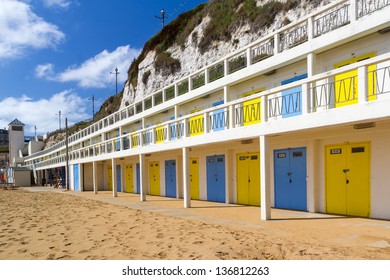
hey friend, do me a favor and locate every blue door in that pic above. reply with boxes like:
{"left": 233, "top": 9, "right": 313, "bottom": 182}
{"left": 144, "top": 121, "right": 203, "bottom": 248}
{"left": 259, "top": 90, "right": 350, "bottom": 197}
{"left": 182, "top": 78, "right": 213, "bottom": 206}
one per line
{"left": 73, "top": 164, "right": 80, "bottom": 191}
{"left": 165, "top": 160, "right": 176, "bottom": 198}
{"left": 116, "top": 165, "right": 121, "bottom": 192}
{"left": 281, "top": 74, "right": 307, "bottom": 118}
{"left": 61, "top": 166, "right": 66, "bottom": 187}
{"left": 211, "top": 100, "right": 225, "bottom": 132}
{"left": 274, "top": 147, "right": 307, "bottom": 211}
{"left": 207, "top": 155, "right": 226, "bottom": 203}
{"left": 136, "top": 163, "right": 140, "bottom": 194}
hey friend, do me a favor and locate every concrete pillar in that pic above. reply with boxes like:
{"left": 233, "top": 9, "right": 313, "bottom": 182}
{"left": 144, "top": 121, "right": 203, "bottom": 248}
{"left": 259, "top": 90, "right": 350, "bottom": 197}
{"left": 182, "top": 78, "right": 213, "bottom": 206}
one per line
{"left": 79, "top": 163, "right": 84, "bottom": 192}
{"left": 260, "top": 135, "right": 271, "bottom": 220}
{"left": 307, "top": 52, "right": 316, "bottom": 77}
{"left": 93, "top": 161, "right": 98, "bottom": 194}
{"left": 182, "top": 147, "right": 191, "bottom": 208}
{"left": 223, "top": 86, "right": 228, "bottom": 103}
{"left": 112, "top": 158, "right": 117, "bottom": 197}
{"left": 307, "top": 139, "right": 319, "bottom": 213}
{"left": 226, "top": 149, "right": 234, "bottom": 204}
{"left": 350, "top": 0, "right": 358, "bottom": 22}
{"left": 246, "top": 47, "right": 252, "bottom": 67}
{"left": 358, "top": 65, "right": 368, "bottom": 104}
{"left": 139, "top": 154, "right": 146, "bottom": 201}
{"left": 274, "top": 33, "right": 279, "bottom": 55}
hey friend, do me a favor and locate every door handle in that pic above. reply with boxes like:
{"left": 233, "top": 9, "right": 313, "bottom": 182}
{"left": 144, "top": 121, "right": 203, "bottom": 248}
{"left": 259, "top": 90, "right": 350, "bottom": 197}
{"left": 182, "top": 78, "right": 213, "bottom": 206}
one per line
{"left": 343, "top": 169, "right": 350, "bottom": 173}
{"left": 346, "top": 179, "right": 350, "bottom": 184}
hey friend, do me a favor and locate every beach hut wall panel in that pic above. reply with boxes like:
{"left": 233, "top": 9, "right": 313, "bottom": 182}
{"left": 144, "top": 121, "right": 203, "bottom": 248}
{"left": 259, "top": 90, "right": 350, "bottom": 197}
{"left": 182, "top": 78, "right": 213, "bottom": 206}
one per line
{"left": 83, "top": 163, "right": 94, "bottom": 191}
{"left": 165, "top": 160, "right": 177, "bottom": 198}
{"left": 12, "top": 168, "right": 32, "bottom": 187}
{"left": 206, "top": 154, "right": 226, "bottom": 203}
{"left": 274, "top": 147, "right": 307, "bottom": 211}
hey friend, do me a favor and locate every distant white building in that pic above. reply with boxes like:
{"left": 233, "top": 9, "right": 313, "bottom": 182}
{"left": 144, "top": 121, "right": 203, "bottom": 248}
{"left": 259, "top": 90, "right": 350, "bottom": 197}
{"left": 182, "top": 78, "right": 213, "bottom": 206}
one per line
{"left": 8, "top": 119, "right": 25, "bottom": 167}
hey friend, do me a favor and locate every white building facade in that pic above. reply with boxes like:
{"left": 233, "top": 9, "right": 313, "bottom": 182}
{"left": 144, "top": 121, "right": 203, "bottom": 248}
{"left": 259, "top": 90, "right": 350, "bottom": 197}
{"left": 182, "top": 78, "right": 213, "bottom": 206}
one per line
{"left": 22, "top": 0, "right": 390, "bottom": 220}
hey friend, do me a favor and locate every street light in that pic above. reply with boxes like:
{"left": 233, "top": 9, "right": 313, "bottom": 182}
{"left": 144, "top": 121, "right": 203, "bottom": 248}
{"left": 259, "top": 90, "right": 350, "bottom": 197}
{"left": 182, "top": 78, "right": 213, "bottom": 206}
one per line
{"left": 110, "top": 67, "right": 119, "bottom": 94}
{"left": 155, "top": 9, "right": 167, "bottom": 28}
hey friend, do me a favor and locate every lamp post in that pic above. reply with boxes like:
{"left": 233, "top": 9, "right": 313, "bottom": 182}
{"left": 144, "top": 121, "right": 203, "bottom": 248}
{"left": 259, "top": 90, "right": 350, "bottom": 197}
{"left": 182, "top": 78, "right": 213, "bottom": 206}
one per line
{"left": 56, "top": 110, "right": 61, "bottom": 130}
{"left": 110, "top": 68, "right": 119, "bottom": 94}
{"left": 155, "top": 9, "right": 167, "bottom": 28}
{"left": 89, "top": 94, "right": 95, "bottom": 120}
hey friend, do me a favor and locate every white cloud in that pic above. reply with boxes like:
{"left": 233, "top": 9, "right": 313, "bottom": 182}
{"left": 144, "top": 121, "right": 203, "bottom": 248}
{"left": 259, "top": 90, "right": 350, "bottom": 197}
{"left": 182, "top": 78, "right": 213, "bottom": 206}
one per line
{"left": 0, "top": 90, "right": 89, "bottom": 134}
{"left": 35, "top": 63, "right": 55, "bottom": 78}
{"left": 43, "top": 45, "right": 140, "bottom": 89}
{"left": 43, "top": 0, "right": 71, "bottom": 9}
{"left": 0, "top": 0, "right": 65, "bottom": 60}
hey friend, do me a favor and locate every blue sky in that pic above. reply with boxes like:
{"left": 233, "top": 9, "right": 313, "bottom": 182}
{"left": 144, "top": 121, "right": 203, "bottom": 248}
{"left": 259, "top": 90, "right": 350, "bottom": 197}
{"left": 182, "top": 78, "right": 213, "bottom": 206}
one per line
{"left": 0, "top": 0, "right": 206, "bottom": 135}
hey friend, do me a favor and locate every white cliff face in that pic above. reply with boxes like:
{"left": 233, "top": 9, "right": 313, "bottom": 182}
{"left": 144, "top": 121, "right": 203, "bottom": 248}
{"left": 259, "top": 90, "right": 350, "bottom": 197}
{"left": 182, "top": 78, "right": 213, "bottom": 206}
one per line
{"left": 120, "top": 0, "right": 329, "bottom": 109}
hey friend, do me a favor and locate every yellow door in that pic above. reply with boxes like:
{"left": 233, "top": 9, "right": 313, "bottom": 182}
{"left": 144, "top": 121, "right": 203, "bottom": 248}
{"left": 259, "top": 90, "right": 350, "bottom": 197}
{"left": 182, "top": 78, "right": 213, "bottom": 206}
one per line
{"left": 325, "top": 142, "right": 370, "bottom": 217}
{"left": 237, "top": 152, "right": 260, "bottom": 206}
{"left": 347, "top": 143, "right": 370, "bottom": 217}
{"left": 108, "top": 165, "right": 112, "bottom": 191}
{"left": 125, "top": 164, "right": 134, "bottom": 193}
{"left": 249, "top": 153, "right": 260, "bottom": 206}
{"left": 149, "top": 161, "right": 160, "bottom": 195}
{"left": 334, "top": 52, "right": 376, "bottom": 107}
{"left": 325, "top": 146, "right": 347, "bottom": 215}
{"left": 190, "top": 158, "right": 199, "bottom": 200}
{"left": 243, "top": 88, "right": 264, "bottom": 126}
{"left": 237, "top": 154, "right": 249, "bottom": 204}
{"left": 189, "top": 109, "right": 204, "bottom": 136}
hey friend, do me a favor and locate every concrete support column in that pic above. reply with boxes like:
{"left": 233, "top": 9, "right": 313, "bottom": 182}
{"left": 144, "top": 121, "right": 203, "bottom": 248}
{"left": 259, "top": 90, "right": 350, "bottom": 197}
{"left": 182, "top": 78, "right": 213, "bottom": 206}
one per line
{"left": 274, "top": 33, "right": 279, "bottom": 55}
{"left": 93, "top": 161, "right": 98, "bottom": 194}
{"left": 358, "top": 65, "right": 368, "bottom": 104}
{"left": 174, "top": 105, "right": 178, "bottom": 119}
{"left": 111, "top": 158, "right": 117, "bottom": 197}
{"left": 139, "top": 154, "right": 146, "bottom": 202}
{"left": 182, "top": 147, "right": 191, "bottom": 208}
{"left": 307, "top": 53, "right": 316, "bottom": 77}
{"left": 301, "top": 82, "right": 310, "bottom": 115}
{"left": 226, "top": 149, "right": 234, "bottom": 204}
{"left": 246, "top": 47, "right": 252, "bottom": 67}
{"left": 307, "top": 139, "right": 319, "bottom": 213}
{"left": 307, "top": 16, "right": 314, "bottom": 40}
{"left": 350, "top": 0, "right": 358, "bottom": 22}
{"left": 260, "top": 135, "right": 271, "bottom": 220}
{"left": 118, "top": 127, "right": 122, "bottom": 151}
{"left": 79, "top": 163, "right": 84, "bottom": 192}
{"left": 223, "top": 86, "right": 228, "bottom": 103}
{"left": 224, "top": 59, "right": 229, "bottom": 77}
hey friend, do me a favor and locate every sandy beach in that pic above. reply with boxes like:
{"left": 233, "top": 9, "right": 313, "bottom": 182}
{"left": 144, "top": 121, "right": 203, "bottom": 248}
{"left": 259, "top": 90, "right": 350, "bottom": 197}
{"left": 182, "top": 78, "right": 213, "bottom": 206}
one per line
{"left": 0, "top": 187, "right": 389, "bottom": 260}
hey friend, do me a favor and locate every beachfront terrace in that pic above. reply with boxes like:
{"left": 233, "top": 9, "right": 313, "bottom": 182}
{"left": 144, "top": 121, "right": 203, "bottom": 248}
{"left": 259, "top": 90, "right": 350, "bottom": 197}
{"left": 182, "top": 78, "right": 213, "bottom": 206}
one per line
{"left": 22, "top": 0, "right": 390, "bottom": 169}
